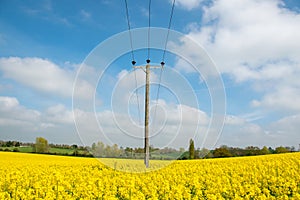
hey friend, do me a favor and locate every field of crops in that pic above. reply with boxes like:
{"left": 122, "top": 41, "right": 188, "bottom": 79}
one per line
{"left": 0, "top": 152, "right": 299, "bottom": 199}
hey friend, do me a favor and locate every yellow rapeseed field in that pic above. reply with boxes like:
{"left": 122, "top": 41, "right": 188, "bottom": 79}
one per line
{"left": 0, "top": 152, "right": 299, "bottom": 199}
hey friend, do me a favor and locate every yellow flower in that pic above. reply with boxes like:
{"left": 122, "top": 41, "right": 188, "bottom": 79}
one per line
{"left": 1, "top": 152, "right": 300, "bottom": 199}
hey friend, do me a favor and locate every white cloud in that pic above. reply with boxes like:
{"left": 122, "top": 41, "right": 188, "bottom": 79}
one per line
{"left": 266, "top": 114, "right": 300, "bottom": 147}
{"left": 0, "top": 96, "right": 75, "bottom": 128}
{"left": 0, "top": 96, "right": 81, "bottom": 143}
{"left": 213, "top": 111, "right": 300, "bottom": 148}
{"left": 238, "top": 111, "right": 265, "bottom": 122}
{"left": 176, "top": 0, "right": 300, "bottom": 114}
{"left": 0, "top": 96, "right": 40, "bottom": 122}
{"left": 174, "top": 57, "right": 197, "bottom": 74}
{"left": 269, "top": 114, "right": 300, "bottom": 134}
{"left": 0, "top": 57, "right": 94, "bottom": 99}
{"left": 111, "top": 69, "right": 157, "bottom": 109}
{"left": 0, "top": 57, "right": 73, "bottom": 97}
{"left": 0, "top": 95, "right": 298, "bottom": 148}
{"left": 219, "top": 115, "right": 261, "bottom": 147}
{"left": 252, "top": 86, "right": 300, "bottom": 112}
{"left": 72, "top": 96, "right": 210, "bottom": 148}
{"left": 187, "top": 0, "right": 300, "bottom": 74}
{"left": 45, "top": 104, "right": 74, "bottom": 124}
{"left": 218, "top": 114, "right": 275, "bottom": 147}
{"left": 0, "top": 96, "right": 19, "bottom": 109}
{"left": 116, "top": 69, "right": 155, "bottom": 89}
{"left": 0, "top": 96, "right": 41, "bottom": 131}
{"left": 174, "top": 0, "right": 203, "bottom": 10}
{"left": 225, "top": 115, "right": 246, "bottom": 125}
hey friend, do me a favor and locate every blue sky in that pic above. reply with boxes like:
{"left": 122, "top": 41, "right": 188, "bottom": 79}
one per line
{"left": 0, "top": 0, "right": 300, "bottom": 149}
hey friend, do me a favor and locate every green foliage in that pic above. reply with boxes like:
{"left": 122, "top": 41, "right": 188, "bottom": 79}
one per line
{"left": 0, "top": 139, "right": 297, "bottom": 160}
{"left": 197, "top": 148, "right": 212, "bottom": 158}
{"left": 189, "top": 139, "right": 195, "bottom": 159}
{"left": 245, "top": 146, "right": 261, "bottom": 156}
{"left": 260, "top": 146, "right": 270, "bottom": 155}
{"left": 91, "top": 141, "right": 122, "bottom": 158}
{"left": 275, "top": 146, "right": 289, "bottom": 154}
{"left": 34, "top": 137, "right": 49, "bottom": 153}
{"left": 213, "top": 146, "right": 232, "bottom": 158}
{"left": 178, "top": 151, "right": 189, "bottom": 160}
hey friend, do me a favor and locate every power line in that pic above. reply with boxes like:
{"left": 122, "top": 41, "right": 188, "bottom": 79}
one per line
{"left": 147, "top": 0, "right": 151, "bottom": 60}
{"left": 124, "top": 0, "right": 135, "bottom": 62}
{"left": 124, "top": 0, "right": 141, "bottom": 125}
{"left": 153, "top": 0, "right": 176, "bottom": 126}
{"left": 162, "top": 0, "right": 176, "bottom": 63}
{"left": 123, "top": 0, "right": 176, "bottom": 168}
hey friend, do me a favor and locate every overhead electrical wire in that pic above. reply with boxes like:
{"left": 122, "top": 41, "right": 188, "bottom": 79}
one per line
{"left": 124, "top": 0, "right": 176, "bottom": 127}
{"left": 124, "top": 0, "right": 142, "bottom": 125}
{"left": 153, "top": 0, "right": 176, "bottom": 125}
{"left": 147, "top": 0, "right": 151, "bottom": 62}
{"left": 124, "top": 0, "right": 135, "bottom": 64}
{"left": 162, "top": 0, "right": 176, "bottom": 63}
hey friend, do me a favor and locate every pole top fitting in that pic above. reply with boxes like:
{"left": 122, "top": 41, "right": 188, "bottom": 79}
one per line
{"left": 146, "top": 59, "right": 150, "bottom": 63}
{"left": 132, "top": 60, "right": 136, "bottom": 65}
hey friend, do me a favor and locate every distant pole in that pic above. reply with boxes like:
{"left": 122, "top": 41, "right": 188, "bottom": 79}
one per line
{"left": 144, "top": 62, "right": 150, "bottom": 168}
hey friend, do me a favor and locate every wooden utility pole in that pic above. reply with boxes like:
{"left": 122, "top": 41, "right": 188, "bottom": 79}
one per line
{"left": 133, "top": 60, "right": 163, "bottom": 168}
{"left": 144, "top": 63, "right": 150, "bottom": 168}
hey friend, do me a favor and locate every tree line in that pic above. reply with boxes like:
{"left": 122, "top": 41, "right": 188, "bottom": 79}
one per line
{"left": 0, "top": 138, "right": 298, "bottom": 159}
{"left": 0, "top": 138, "right": 91, "bottom": 157}
{"left": 182, "top": 139, "right": 299, "bottom": 160}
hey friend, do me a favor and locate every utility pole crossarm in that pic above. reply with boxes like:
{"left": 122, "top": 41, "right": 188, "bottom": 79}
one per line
{"left": 133, "top": 65, "right": 162, "bottom": 73}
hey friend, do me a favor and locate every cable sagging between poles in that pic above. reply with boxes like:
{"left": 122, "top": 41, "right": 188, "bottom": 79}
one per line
{"left": 154, "top": 0, "right": 176, "bottom": 125}
{"left": 124, "top": 0, "right": 142, "bottom": 124}
{"left": 125, "top": 0, "right": 135, "bottom": 63}
{"left": 147, "top": 0, "right": 151, "bottom": 61}
{"left": 162, "top": 0, "right": 175, "bottom": 63}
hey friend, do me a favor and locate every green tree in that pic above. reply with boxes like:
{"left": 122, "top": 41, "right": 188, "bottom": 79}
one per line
{"left": 179, "top": 147, "right": 185, "bottom": 153}
{"left": 198, "top": 148, "right": 211, "bottom": 158}
{"left": 92, "top": 143, "right": 96, "bottom": 151}
{"left": 213, "top": 146, "right": 232, "bottom": 158}
{"left": 111, "top": 144, "right": 121, "bottom": 157}
{"left": 125, "top": 147, "right": 133, "bottom": 157}
{"left": 105, "top": 145, "right": 112, "bottom": 157}
{"left": 260, "top": 146, "right": 270, "bottom": 155}
{"left": 245, "top": 146, "right": 260, "bottom": 156}
{"left": 189, "top": 139, "right": 195, "bottom": 159}
{"left": 34, "top": 137, "right": 49, "bottom": 153}
{"left": 92, "top": 141, "right": 105, "bottom": 157}
{"left": 275, "top": 146, "right": 289, "bottom": 154}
